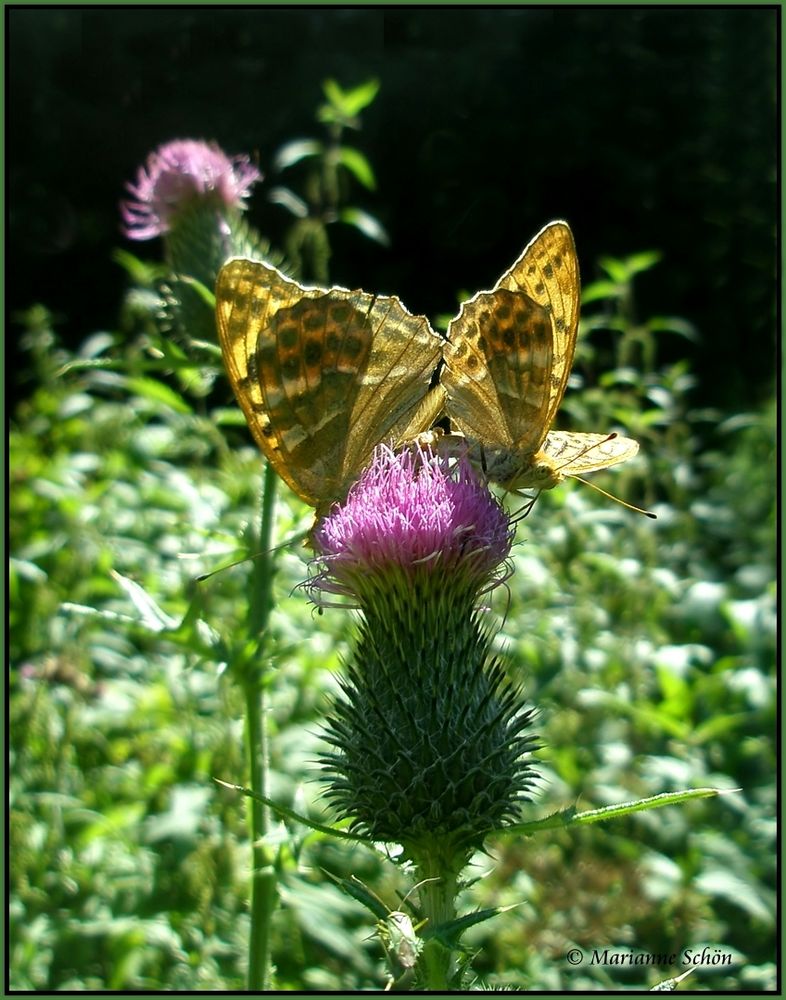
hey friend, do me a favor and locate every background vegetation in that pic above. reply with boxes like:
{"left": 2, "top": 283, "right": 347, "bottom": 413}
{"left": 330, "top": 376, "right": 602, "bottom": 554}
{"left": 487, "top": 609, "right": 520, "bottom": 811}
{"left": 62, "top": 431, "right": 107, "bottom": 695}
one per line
{"left": 9, "top": 7, "right": 777, "bottom": 993}
{"left": 9, "top": 8, "right": 776, "bottom": 412}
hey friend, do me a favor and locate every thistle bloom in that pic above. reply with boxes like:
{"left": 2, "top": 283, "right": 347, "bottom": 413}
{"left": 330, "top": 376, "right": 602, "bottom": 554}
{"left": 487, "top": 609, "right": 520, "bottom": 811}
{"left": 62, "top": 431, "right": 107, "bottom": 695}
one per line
{"left": 310, "top": 443, "right": 538, "bottom": 874}
{"left": 309, "top": 443, "right": 514, "bottom": 608}
{"left": 120, "top": 139, "right": 261, "bottom": 240}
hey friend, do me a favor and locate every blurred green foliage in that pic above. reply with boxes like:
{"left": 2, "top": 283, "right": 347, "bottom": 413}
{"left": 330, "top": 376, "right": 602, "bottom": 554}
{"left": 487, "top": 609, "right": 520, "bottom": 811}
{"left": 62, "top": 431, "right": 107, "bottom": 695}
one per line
{"left": 9, "top": 219, "right": 775, "bottom": 988}
{"left": 270, "top": 77, "right": 390, "bottom": 284}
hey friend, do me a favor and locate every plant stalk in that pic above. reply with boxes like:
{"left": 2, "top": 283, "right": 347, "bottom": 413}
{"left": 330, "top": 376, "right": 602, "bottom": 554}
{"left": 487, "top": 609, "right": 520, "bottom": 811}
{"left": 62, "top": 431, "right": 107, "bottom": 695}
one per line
{"left": 415, "top": 855, "right": 459, "bottom": 990}
{"left": 244, "top": 462, "right": 278, "bottom": 991}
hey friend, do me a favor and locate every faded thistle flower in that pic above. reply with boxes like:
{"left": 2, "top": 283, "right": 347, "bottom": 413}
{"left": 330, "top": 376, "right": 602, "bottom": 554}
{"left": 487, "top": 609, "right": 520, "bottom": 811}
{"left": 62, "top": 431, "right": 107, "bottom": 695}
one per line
{"left": 119, "top": 138, "right": 276, "bottom": 343}
{"left": 120, "top": 139, "right": 261, "bottom": 241}
{"left": 309, "top": 443, "right": 539, "bottom": 877}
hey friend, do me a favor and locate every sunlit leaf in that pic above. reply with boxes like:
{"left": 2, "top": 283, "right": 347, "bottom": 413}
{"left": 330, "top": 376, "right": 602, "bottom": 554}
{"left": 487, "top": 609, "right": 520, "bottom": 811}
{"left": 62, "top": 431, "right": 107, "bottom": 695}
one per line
{"left": 124, "top": 377, "right": 193, "bottom": 415}
{"left": 273, "top": 139, "right": 324, "bottom": 172}
{"left": 338, "top": 207, "right": 389, "bottom": 246}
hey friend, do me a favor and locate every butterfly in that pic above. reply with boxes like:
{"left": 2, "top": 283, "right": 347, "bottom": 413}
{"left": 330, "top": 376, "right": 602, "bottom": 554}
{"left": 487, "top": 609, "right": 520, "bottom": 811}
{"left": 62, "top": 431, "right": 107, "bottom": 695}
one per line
{"left": 215, "top": 258, "right": 444, "bottom": 512}
{"left": 215, "top": 221, "right": 639, "bottom": 512}
{"left": 439, "top": 220, "right": 639, "bottom": 491}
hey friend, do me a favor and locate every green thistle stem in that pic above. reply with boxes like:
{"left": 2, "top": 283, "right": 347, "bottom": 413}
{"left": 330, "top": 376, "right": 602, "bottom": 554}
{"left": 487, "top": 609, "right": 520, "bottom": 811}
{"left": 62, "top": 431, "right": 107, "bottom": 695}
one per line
{"left": 244, "top": 682, "right": 276, "bottom": 991}
{"left": 417, "top": 861, "right": 458, "bottom": 990}
{"left": 244, "top": 462, "right": 278, "bottom": 991}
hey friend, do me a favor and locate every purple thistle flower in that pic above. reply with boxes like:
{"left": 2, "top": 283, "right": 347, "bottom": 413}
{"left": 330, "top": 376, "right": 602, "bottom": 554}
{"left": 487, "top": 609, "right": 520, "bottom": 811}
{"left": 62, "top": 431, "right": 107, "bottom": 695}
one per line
{"left": 308, "top": 442, "right": 513, "bottom": 608}
{"left": 312, "top": 443, "right": 538, "bottom": 862}
{"left": 120, "top": 139, "right": 261, "bottom": 240}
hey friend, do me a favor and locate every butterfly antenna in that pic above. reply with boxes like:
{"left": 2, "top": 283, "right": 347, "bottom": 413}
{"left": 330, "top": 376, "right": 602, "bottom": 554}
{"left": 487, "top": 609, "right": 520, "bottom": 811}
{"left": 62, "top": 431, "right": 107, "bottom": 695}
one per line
{"left": 549, "top": 431, "right": 655, "bottom": 519}
{"left": 195, "top": 552, "right": 263, "bottom": 582}
{"left": 570, "top": 475, "right": 657, "bottom": 519}
{"left": 195, "top": 529, "right": 310, "bottom": 582}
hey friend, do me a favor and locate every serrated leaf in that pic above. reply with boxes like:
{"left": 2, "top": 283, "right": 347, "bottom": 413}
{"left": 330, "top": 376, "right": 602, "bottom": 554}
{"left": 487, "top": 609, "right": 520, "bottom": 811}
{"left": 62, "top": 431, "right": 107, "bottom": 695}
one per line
{"left": 425, "top": 904, "right": 520, "bottom": 946}
{"left": 571, "top": 788, "right": 728, "bottom": 824}
{"left": 651, "top": 968, "right": 696, "bottom": 991}
{"left": 502, "top": 804, "right": 577, "bottom": 836}
{"left": 500, "top": 788, "right": 727, "bottom": 837}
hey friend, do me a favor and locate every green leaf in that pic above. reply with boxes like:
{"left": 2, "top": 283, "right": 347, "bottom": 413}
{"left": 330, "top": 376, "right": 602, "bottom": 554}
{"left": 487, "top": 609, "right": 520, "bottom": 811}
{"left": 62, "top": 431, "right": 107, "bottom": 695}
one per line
{"left": 566, "top": 788, "right": 730, "bottom": 825}
{"left": 626, "top": 249, "right": 662, "bottom": 274}
{"left": 323, "top": 872, "right": 390, "bottom": 921}
{"left": 321, "top": 77, "right": 346, "bottom": 109}
{"left": 503, "top": 804, "right": 577, "bottom": 835}
{"left": 267, "top": 186, "right": 310, "bottom": 219}
{"left": 338, "top": 207, "right": 390, "bottom": 246}
{"left": 213, "top": 779, "right": 369, "bottom": 844}
{"left": 425, "top": 904, "right": 520, "bottom": 947}
{"left": 692, "top": 712, "right": 751, "bottom": 743}
{"left": 9, "top": 557, "right": 48, "bottom": 584}
{"left": 581, "top": 279, "right": 623, "bottom": 303}
{"left": 645, "top": 315, "right": 700, "bottom": 341}
{"left": 338, "top": 78, "right": 381, "bottom": 115}
{"left": 169, "top": 273, "right": 215, "bottom": 309}
{"left": 111, "top": 248, "right": 165, "bottom": 286}
{"left": 599, "top": 250, "right": 662, "bottom": 283}
{"left": 110, "top": 571, "right": 180, "bottom": 632}
{"left": 322, "top": 77, "right": 380, "bottom": 117}
{"left": 598, "top": 255, "right": 630, "bottom": 283}
{"left": 337, "top": 147, "right": 376, "bottom": 190}
{"left": 501, "top": 788, "right": 729, "bottom": 837}
{"left": 273, "top": 139, "right": 324, "bottom": 172}
{"left": 77, "top": 802, "right": 147, "bottom": 845}
{"left": 124, "top": 376, "right": 193, "bottom": 414}
{"left": 694, "top": 868, "right": 774, "bottom": 923}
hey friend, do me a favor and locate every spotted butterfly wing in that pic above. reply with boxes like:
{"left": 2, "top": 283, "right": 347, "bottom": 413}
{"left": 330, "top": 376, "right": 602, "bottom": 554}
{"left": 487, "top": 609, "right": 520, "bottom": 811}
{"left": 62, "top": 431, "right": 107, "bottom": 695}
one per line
{"left": 440, "top": 221, "right": 639, "bottom": 489}
{"left": 541, "top": 431, "right": 639, "bottom": 476}
{"left": 216, "top": 258, "right": 443, "bottom": 510}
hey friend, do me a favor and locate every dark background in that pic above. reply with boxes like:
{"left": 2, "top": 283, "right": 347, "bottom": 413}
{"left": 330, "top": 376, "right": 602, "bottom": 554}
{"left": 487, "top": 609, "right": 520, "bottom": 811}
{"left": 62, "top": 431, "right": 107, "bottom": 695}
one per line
{"left": 8, "top": 6, "right": 778, "bottom": 412}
